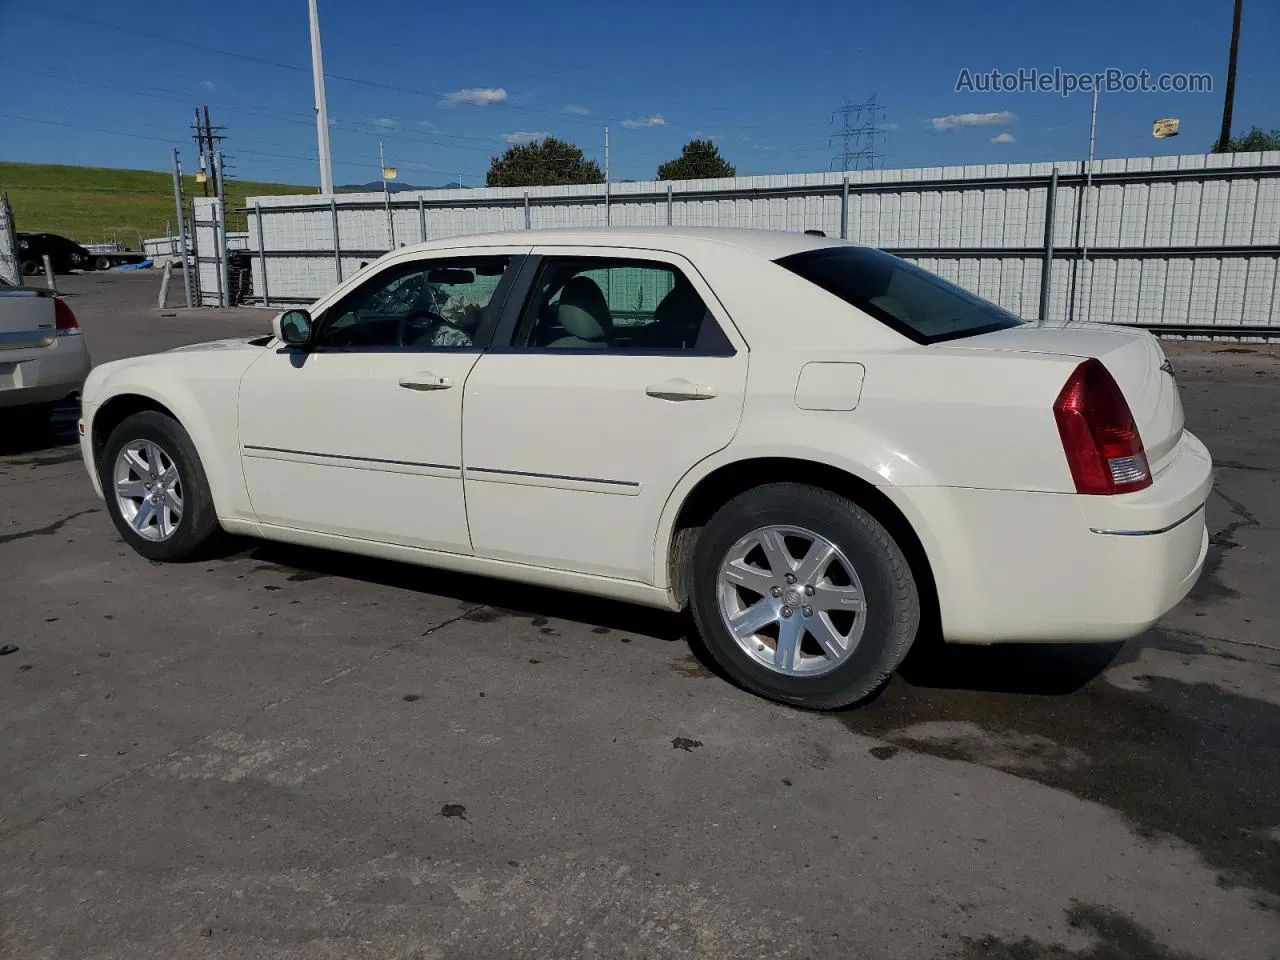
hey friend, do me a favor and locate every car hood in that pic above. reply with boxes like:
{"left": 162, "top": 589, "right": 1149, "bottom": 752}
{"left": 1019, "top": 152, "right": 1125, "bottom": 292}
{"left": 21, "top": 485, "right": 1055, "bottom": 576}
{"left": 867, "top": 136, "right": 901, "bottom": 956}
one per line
{"left": 167, "top": 336, "right": 271, "bottom": 353}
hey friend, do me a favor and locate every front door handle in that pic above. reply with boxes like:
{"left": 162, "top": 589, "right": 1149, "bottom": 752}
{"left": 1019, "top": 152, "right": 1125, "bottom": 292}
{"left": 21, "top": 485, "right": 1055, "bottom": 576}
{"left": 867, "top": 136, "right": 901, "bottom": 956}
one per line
{"left": 399, "top": 372, "right": 453, "bottom": 391}
{"left": 645, "top": 378, "right": 717, "bottom": 401}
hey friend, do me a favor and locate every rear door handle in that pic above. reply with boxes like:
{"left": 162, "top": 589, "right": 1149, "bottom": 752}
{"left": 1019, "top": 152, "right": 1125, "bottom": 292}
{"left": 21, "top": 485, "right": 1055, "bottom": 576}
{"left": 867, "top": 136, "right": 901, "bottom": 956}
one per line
{"left": 398, "top": 372, "right": 453, "bottom": 391}
{"left": 645, "top": 378, "right": 717, "bottom": 401}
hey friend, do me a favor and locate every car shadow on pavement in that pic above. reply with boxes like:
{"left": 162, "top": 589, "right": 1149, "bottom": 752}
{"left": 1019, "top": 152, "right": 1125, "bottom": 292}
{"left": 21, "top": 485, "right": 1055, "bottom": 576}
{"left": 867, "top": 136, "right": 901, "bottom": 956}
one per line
{"left": 229, "top": 538, "right": 693, "bottom": 644}
{"left": 0, "top": 402, "right": 79, "bottom": 456}
{"left": 895, "top": 631, "right": 1123, "bottom": 696}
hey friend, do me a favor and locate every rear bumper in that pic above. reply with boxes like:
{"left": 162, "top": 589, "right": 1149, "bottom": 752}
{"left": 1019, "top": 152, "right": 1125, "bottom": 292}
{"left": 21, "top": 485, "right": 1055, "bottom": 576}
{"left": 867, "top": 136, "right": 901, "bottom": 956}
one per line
{"left": 0, "top": 339, "right": 91, "bottom": 409}
{"left": 899, "top": 430, "right": 1212, "bottom": 644}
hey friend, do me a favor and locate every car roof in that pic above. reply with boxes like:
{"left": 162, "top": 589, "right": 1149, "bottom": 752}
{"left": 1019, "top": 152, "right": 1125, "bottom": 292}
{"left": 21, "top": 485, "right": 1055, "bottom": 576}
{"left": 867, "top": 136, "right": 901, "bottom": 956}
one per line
{"left": 395, "top": 227, "right": 848, "bottom": 261}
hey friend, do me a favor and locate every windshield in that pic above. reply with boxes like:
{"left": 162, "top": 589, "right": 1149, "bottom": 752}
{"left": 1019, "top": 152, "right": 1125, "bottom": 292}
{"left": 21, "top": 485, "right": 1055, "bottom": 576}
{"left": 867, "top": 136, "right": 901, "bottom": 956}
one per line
{"left": 776, "top": 245, "right": 1024, "bottom": 344}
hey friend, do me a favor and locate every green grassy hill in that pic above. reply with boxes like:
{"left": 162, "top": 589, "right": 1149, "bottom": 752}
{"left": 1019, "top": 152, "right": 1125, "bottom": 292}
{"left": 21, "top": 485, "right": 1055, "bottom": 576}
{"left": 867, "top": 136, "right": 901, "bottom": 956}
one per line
{"left": 0, "top": 162, "right": 317, "bottom": 248}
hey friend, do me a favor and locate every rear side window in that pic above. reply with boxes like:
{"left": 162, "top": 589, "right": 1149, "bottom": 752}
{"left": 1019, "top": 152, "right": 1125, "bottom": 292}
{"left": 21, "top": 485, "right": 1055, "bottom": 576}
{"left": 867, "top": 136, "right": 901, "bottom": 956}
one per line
{"left": 775, "top": 246, "right": 1023, "bottom": 344}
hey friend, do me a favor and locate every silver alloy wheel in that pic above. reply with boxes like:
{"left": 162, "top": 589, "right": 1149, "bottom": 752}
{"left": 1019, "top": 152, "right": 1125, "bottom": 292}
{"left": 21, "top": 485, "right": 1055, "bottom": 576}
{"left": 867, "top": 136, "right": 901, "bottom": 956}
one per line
{"left": 716, "top": 524, "right": 868, "bottom": 677}
{"left": 113, "top": 439, "right": 183, "bottom": 542}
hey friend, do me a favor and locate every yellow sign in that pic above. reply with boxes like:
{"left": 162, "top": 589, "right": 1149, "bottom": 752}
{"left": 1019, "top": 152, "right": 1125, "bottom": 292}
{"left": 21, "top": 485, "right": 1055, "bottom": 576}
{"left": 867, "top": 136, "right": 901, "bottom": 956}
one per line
{"left": 1153, "top": 118, "right": 1180, "bottom": 139}
{"left": 382, "top": 166, "right": 398, "bottom": 180}
{"left": 195, "top": 170, "right": 207, "bottom": 183}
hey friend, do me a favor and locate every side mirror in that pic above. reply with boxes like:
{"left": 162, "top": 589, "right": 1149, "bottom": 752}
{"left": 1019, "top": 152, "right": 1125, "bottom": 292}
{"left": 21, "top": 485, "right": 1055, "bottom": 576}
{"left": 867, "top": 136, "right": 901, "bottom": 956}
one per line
{"left": 273, "top": 309, "right": 313, "bottom": 347}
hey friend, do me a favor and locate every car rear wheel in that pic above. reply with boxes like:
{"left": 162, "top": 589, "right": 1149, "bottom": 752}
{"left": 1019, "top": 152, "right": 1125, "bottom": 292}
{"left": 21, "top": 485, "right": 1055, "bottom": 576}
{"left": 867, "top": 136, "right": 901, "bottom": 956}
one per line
{"left": 100, "top": 411, "right": 220, "bottom": 561}
{"left": 20, "top": 259, "right": 39, "bottom": 276}
{"left": 95, "top": 256, "right": 112, "bottom": 271}
{"left": 690, "top": 483, "right": 920, "bottom": 710}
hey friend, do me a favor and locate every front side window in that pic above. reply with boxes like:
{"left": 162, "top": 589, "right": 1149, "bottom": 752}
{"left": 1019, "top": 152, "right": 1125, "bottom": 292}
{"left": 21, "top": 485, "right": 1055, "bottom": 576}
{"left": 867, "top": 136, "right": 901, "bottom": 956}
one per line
{"left": 314, "top": 255, "right": 512, "bottom": 350}
{"left": 776, "top": 246, "right": 1023, "bottom": 344}
{"left": 511, "top": 257, "right": 732, "bottom": 354}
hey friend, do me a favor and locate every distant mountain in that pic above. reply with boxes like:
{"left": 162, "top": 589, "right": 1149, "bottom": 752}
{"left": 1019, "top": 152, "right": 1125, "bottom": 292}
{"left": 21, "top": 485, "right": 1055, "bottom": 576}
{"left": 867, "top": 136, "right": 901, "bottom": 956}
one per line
{"left": 338, "top": 180, "right": 471, "bottom": 193}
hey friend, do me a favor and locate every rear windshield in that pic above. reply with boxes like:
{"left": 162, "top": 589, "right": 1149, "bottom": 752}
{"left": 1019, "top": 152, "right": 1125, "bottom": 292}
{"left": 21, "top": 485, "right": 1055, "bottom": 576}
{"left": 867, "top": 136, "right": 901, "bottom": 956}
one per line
{"left": 775, "top": 245, "right": 1024, "bottom": 344}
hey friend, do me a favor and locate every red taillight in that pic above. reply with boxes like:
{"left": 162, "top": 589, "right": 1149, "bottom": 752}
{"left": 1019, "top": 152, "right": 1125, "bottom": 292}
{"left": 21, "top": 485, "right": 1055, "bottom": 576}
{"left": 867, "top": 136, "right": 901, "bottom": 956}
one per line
{"left": 53, "top": 297, "right": 81, "bottom": 335}
{"left": 1053, "top": 358, "right": 1151, "bottom": 495}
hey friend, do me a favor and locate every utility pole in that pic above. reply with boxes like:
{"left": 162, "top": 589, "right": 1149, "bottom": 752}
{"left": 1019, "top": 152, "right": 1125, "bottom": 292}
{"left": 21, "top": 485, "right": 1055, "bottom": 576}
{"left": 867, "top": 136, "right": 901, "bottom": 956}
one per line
{"left": 604, "top": 125, "right": 610, "bottom": 226}
{"left": 1069, "top": 87, "right": 1100, "bottom": 325}
{"left": 308, "top": 0, "right": 335, "bottom": 194}
{"left": 1215, "top": 0, "right": 1244, "bottom": 152}
{"left": 830, "top": 95, "right": 886, "bottom": 171}
{"left": 191, "top": 106, "right": 226, "bottom": 197}
{"left": 379, "top": 141, "right": 395, "bottom": 248}
{"left": 193, "top": 108, "right": 208, "bottom": 196}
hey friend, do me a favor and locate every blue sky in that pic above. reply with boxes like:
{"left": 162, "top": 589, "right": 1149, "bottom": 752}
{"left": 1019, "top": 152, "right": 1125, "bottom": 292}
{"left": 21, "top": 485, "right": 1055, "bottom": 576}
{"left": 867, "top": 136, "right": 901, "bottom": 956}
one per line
{"left": 2, "top": 0, "right": 1275, "bottom": 186}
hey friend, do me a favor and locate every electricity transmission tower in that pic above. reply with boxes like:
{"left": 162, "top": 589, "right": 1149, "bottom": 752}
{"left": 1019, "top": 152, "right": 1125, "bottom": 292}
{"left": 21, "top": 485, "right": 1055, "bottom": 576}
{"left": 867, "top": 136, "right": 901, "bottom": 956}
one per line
{"left": 830, "top": 96, "right": 886, "bottom": 171}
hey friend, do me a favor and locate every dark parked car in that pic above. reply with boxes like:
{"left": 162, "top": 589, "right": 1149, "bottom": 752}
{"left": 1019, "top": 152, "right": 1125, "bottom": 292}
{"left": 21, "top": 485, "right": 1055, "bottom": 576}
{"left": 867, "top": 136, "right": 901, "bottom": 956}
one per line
{"left": 17, "top": 232, "right": 92, "bottom": 275}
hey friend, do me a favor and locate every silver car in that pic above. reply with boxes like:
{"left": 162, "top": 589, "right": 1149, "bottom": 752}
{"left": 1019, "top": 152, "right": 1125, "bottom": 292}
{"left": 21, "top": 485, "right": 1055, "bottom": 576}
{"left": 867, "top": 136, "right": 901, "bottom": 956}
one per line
{"left": 0, "top": 278, "right": 91, "bottom": 431}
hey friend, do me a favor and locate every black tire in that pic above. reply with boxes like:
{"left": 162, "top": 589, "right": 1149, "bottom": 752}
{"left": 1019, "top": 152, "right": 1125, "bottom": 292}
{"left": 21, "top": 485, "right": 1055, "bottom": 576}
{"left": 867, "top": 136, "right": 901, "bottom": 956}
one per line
{"left": 99, "top": 411, "right": 221, "bottom": 562}
{"left": 95, "top": 256, "right": 112, "bottom": 271}
{"left": 20, "top": 259, "right": 39, "bottom": 276}
{"left": 689, "top": 483, "right": 920, "bottom": 710}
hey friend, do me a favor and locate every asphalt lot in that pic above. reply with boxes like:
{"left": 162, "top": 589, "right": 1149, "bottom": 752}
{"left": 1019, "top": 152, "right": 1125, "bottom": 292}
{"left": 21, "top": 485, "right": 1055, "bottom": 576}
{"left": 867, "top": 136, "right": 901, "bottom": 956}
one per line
{"left": 1, "top": 270, "right": 1278, "bottom": 959}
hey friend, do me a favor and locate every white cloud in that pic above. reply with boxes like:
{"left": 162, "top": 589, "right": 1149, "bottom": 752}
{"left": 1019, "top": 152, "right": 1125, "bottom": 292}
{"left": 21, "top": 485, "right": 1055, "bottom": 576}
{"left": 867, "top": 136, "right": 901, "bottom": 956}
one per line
{"left": 563, "top": 104, "right": 591, "bottom": 116}
{"left": 990, "top": 131, "right": 1016, "bottom": 144}
{"left": 930, "top": 110, "right": 1016, "bottom": 131}
{"left": 371, "top": 116, "right": 399, "bottom": 130}
{"left": 502, "top": 131, "right": 550, "bottom": 144}
{"left": 622, "top": 114, "right": 666, "bottom": 129}
{"left": 418, "top": 119, "right": 435, "bottom": 129}
{"left": 440, "top": 87, "right": 508, "bottom": 107}
{"left": 199, "top": 79, "right": 217, "bottom": 92}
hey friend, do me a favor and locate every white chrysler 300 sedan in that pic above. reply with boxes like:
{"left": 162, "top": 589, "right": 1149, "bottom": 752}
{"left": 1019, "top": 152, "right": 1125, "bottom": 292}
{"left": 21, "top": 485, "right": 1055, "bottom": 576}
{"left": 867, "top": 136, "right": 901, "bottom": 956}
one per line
{"left": 77, "top": 228, "right": 1212, "bottom": 708}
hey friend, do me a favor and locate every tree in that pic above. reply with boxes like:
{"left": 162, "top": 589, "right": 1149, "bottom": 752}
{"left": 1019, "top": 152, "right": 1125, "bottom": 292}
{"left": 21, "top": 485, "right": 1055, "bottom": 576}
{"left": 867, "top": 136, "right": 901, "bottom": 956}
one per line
{"left": 1214, "top": 126, "right": 1280, "bottom": 153}
{"left": 486, "top": 136, "right": 603, "bottom": 187}
{"left": 657, "top": 139, "right": 736, "bottom": 181}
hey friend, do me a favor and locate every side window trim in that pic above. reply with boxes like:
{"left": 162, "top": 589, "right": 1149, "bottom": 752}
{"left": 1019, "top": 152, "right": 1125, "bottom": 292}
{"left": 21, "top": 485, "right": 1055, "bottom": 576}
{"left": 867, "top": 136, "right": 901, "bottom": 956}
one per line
{"left": 310, "top": 253, "right": 527, "bottom": 354}
{"left": 486, "top": 252, "right": 736, "bottom": 358}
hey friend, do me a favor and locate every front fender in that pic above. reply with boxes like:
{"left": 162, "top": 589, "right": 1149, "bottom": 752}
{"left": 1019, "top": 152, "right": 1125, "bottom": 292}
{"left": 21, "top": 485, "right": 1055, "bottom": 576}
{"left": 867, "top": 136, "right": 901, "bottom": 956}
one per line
{"left": 85, "top": 353, "right": 257, "bottom": 523}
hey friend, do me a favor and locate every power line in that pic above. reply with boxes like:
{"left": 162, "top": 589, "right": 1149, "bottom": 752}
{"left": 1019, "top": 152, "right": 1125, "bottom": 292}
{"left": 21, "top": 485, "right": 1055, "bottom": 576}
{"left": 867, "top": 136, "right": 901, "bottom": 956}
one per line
{"left": 28, "top": 9, "right": 838, "bottom": 141}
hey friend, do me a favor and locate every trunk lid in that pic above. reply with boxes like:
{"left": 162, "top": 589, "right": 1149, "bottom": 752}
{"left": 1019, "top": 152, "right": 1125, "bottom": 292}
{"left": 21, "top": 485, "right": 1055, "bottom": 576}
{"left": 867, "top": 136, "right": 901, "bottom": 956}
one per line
{"left": 0, "top": 285, "right": 58, "bottom": 362}
{"left": 949, "top": 322, "right": 1184, "bottom": 474}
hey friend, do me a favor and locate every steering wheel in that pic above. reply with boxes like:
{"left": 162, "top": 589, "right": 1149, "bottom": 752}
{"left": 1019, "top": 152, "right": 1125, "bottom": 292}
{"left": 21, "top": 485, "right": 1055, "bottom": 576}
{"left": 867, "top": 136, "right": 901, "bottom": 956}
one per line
{"left": 399, "top": 309, "right": 450, "bottom": 347}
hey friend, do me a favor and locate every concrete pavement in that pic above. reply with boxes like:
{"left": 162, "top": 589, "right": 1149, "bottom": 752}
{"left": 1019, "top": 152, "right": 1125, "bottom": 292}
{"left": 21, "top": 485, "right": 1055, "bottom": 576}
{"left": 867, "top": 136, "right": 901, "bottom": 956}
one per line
{"left": 1, "top": 273, "right": 1276, "bottom": 959}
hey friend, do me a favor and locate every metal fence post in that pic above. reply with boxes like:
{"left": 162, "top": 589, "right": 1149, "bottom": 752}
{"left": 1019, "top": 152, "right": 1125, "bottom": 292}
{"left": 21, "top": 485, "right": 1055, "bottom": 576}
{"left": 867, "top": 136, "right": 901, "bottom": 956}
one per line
{"left": 188, "top": 198, "right": 201, "bottom": 305}
{"left": 840, "top": 177, "right": 850, "bottom": 240}
{"left": 666, "top": 184, "right": 673, "bottom": 226}
{"left": 418, "top": 196, "right": 427, "bottom": 242}
{"left": 42, "top": 255, "right": 55, "bottom": 290}
{"left": 213, "top": 152, "right": 229, "bottom": 307}
{"left": 330, "top": 197, "right": 343, "bottom": 283}
{"left": 524, "top": 191, "right": 531, "bottom": 229}
{"left": 1038, "top": 168, "right": 1058, "bottom": 325}
{"left": 254, "top": 201, "right": 270, "bottom": 308}
{"left": 171, "top": 149, "right": 193, "bottom": 308}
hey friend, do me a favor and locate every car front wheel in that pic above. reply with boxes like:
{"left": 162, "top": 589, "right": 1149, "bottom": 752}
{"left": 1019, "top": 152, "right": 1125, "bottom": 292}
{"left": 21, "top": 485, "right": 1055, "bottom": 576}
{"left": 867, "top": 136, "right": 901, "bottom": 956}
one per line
{"left": 690, "top": 483, "right": 920, "bottom": 710}
{"left": 100, "top": 411, "right": 221, "bottom": 561}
